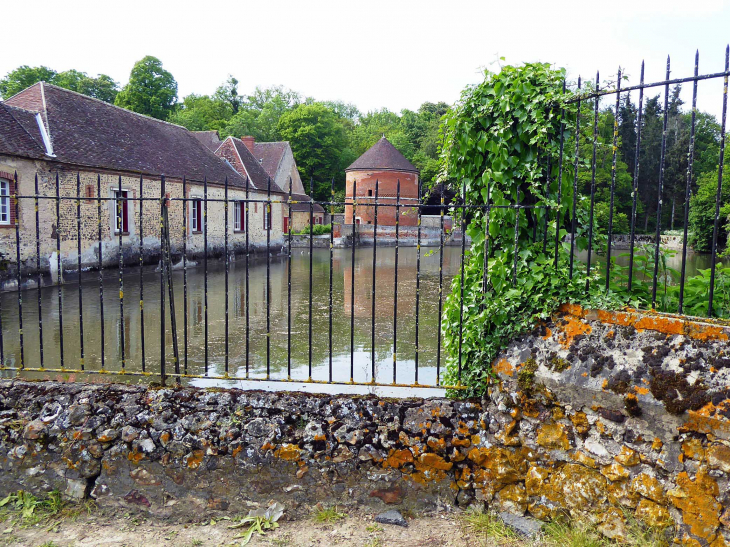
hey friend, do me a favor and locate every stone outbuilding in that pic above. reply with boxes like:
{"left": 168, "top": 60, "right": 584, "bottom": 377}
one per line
{"left": 344, "top": 137, "right": 419, "bottom": 227}
{"left": 0, "top": 82, "right": 287, "bottom": 275}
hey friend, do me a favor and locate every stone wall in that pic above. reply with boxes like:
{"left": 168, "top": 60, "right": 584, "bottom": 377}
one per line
{"left": 1, "top": 306, "right": 729, "bottom": 543}
{"left": 0, "top": 155, "right": 286, "bottom": 275}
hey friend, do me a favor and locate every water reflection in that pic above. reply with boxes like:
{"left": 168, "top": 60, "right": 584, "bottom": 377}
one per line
{"left": 0, "top": 247, "right": 463, "bottom": 391}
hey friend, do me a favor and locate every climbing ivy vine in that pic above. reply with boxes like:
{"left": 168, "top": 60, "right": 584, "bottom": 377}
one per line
{"left": 440, "top": 63, "right": 622, "bottom": 396}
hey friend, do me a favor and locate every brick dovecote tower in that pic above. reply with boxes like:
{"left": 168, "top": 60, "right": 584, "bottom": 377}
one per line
{"left": 344, "top": 137, "right": 419, "bottom": 226}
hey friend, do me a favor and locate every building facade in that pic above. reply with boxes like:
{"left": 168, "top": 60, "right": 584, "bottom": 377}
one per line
{"left": 0, "top": 83, "right": 286, "bottom": 275}
{"left": 344, "top": 137, "right": 419, "bottom": 227}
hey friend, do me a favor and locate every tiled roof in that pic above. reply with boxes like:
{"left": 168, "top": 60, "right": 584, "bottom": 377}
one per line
{"left": 228, "top": 138, "right": 284, "bottom": 193}
{"left": 346, "top": 137, "right": 418, "bottom": 173}
{"left": 3, "top": 83, "right": 246, "bottom": 187}
{"left": 288, "top": 193, "right": 325, "bottom": 213}
{"left": 0, "top": 103, "right": 46, "bottom": 159}
{"left": 193, "top": 130, "right": 222, "bottom": 152}
{"left": 252, "top": 141, "right": 288, "bottom": 179}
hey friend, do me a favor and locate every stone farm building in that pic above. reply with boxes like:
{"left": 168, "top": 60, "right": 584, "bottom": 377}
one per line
{"left": 213, "top": 136, "right": 325, "bottom": 233}
{"left": 344, "top": 136, "right": 419, "bottom": 227}
{"left": 0, "top": 83, "right": 290, "bottom": 274}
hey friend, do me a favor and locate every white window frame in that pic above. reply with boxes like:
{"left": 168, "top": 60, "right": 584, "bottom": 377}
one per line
{"left": 263, "top": 204, "right": 271, "bottom": 230}
{"left": 0, "top": 179, "right": 9, "bottom": 225}
{"left": 234, "top": 201, "right": 245, "bottom": 232}
{"left": 191, "top": 198, "right": 203, "bottom": 233}
{"left": 113, "top": 189, "right": 129, "bottom": 234}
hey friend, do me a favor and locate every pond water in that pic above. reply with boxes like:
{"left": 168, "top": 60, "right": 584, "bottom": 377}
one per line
{"left": 574, "top": 248, "right": 728, "bottom": 281}
{"left": 0, "top": 247, "right": 464, "bottom": 396}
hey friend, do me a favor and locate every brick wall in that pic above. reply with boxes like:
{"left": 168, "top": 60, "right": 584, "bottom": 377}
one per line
{"left": 345, "top": 170, "right": 419, "bottom": 227}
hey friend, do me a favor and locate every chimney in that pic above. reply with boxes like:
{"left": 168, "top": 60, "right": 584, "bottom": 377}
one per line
{"left": 241, "top": 136, "right": 255, "bottom": 153}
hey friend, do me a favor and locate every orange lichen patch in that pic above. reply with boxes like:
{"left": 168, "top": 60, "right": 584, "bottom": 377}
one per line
{"left": 557, "top": 315, "right": 592, "bottom": 348}
{"left": 452, "top": 437, "right": 471, "bottom": 448}
{"left": 706, "top": 444, "right": 730, "bottom": 473}
{"left": 468, "top": 447, "right": 521, "bottom": 484}
{"left": 547, "top": 463, "right": 608, "bottom": 508}
{"left": 682, "top": 438, "right": 705, "bottom": 461}
{"left": 687, "top": 322, "right": 729, "bottom": 342}
{"left": 471, "top": 434, "right": 482, "bottom": 446}
{"left": 615, "top": 446, "right": 640, "bottom": 467}
{"left": 607, "top": 479, "right": 639, "bottom": 508}
{"left": 602, "top": 379, "right": 609, "bottom": 390}
{"left": 682, "top": 536, "right": 704, "bottom": 547}
{"left": 493, "top": 359, "right": 515, "bottom": 377}
{"left": 631, "top": 473, "right": 666, "bottom": 504}
{"left": 536, "top": 423, "right": 570, "bottom": 450}
{"left": 415, "top": 452, "right": 453, "bottom": 472}
{"left": 562, "top": 305, "right": 730, "bottom": 342}
{"left": 384, "top": 448, "right": 414, "bottom": 469}
{"left": 260, "top": 442, "right": 275, "bottom": 452}
{"left": 552, "top": 407, "right": 565, "bottom": 421}
{"left": 231, "top": 446, "right": 242, "bottom": 458}
{"left": 127, "top": 451, "right": 144, "bottom": 464}
{"left": 573, "top": 451, "right": 597, "bottom": 469}
{"left": 525, "top": 465, "right": 550, "bottom": 496}
{"left": 667, "top": 468, "right": 721, "bottom": 540}
{"left": 427, "top": 437, "right": 446, "bottom": 453}
{"left": 570, "top": 412, "right": 590, "bottom": 435}
{"left": 457, "top": 422, "right": 471, "bottom": 436}
{"left": 601, "top": 463, "right": 630, "bottom": 482}
{"left": 184, "top": 450, "right": 204, "bottom": 470}
{"left": 682, "top": 409, "right": 730, "bottom": 438}
{"left": 296, "top": 466, "right": 308, "bottom": 479}
{"left": 635, "top": 498, "right": 672, "bottom": 529}
{"left": 274, "top": 444, "right": 301, "bottom": 462}
{"left": 497, "top": 483, "right": 527, "bottom": 513}
{"left": 652, "top": 438, "right": 663, "bottom": 451}
{"left": 558, "top": 303, "right": 587, "bottom": 317}
{"left": 634, "top": 386, "right": 650, "bottom": 395}
{"left": 635, "top": 315, "right": 685, "bottom": 335}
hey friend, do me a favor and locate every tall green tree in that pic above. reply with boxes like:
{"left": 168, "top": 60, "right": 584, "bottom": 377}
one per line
{"left": 0, "top": 65, "right": 118, "bottom": 103}
{"left": 0, "top": 65, "right": 57, "bottom": 98}
{"left": 115, "top": 56, "right": 178, "bottom": 120}
{"left": 54, "top": 70, "right": 119, "bottom": 103}
{"left": 214, "top": 76, "right": 242, "bottom": 115}
{"left": 277, "top": 103, "right": 347, "bottom": 199}
{"left": 221, "top": 85, "right": 301, "bottom": 142}
{"left": 168, "top": 94, "right": 232, "bottom": 131}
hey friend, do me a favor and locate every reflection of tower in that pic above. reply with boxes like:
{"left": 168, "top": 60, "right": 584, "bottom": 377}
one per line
{"left": 342, "top": 249, "right": 419, "bottom": 319}
{"left": 344, "top": 137, "right": 420, "bottom": 227}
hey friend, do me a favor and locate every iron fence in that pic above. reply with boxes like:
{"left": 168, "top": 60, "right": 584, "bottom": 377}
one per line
{"left": 0, "top": 46, "right": 728, "bottom": 390}
{"left": 2, "top": 172, "right": 538, "bottom": 390}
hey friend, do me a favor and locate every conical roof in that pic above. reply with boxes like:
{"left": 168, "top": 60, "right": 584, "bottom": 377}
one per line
{"left": 346, "top": 137, "right": 418, "bottom": 173}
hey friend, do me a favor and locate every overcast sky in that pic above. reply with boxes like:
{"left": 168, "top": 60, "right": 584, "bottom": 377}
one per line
{"left": 3, "top": 0, "right": 730, "bottom": 118}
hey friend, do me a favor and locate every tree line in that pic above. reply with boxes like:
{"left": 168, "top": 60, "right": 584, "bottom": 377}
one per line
{"left": 575, "top": 79, "right": 728, "bottom": 253}
{"left": 1, "top": 57, "right": 727, "bottom": 253}
{"left": 0, "top": 56, "right": 444, "bottom": 203}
